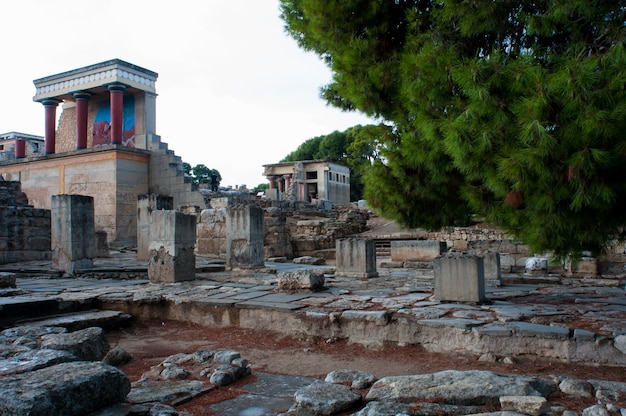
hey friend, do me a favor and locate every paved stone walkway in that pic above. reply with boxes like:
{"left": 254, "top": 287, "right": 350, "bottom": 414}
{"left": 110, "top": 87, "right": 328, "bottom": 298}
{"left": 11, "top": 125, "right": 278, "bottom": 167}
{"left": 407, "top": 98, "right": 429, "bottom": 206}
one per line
{"left": 2, "top": 252, "right": 626, "bottom": 366}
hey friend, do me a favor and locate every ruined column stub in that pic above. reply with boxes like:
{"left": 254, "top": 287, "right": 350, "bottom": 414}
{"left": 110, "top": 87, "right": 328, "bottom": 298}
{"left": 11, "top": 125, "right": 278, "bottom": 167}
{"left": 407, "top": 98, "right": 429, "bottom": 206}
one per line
{"left": 147, "top": 210, "right": 196, "bottom": 283}
{"left": 137, "top": 194, "right": 174, "bottom": 261}
{"left": 51, "top": 194, "right": 96, "bottom": 274}
{"left": 335, "top": 238, "right": 378, "bottom": 278}
{"left": 225, "top": 204, "right": 265, "bottom": 269}
{"left": 433, "top": 253, "right": 485, "bottom": 303}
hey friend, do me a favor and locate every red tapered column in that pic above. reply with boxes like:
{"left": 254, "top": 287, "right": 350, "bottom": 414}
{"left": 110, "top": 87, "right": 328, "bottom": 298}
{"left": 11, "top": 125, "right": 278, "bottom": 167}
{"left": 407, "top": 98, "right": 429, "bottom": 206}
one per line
{"left": 108, "top": 84, "right": 126, "bottom": 145}
{"left": 74, "top": 92, "right": 91, "bottom": 150}
{"left": 42, "top": 100, "right": 60, "bottom": 155}
{"left": 14, "top": 139, "right": 25, "bottom": 159}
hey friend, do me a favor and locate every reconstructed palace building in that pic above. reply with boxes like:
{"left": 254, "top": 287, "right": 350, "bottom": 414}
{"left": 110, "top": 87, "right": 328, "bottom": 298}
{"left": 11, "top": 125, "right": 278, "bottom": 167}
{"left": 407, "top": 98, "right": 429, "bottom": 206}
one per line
{"left": 0, "top": 59, "right": 204, "bottom": 246}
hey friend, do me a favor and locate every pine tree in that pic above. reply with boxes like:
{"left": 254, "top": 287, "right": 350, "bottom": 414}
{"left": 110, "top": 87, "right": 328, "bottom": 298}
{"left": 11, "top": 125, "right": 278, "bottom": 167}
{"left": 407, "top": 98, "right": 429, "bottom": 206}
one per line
{"left": 280, "top": 0, "right": 626, "bottom": 258}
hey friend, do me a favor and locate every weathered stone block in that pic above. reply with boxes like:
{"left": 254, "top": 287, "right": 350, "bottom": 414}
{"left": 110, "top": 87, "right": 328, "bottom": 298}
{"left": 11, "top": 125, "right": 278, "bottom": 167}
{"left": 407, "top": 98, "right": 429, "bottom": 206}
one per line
{"left": 391, "top": 240, "right": 447, "bottom": 262}
{"left": 277, "top": 269, "right": 325, "bottom": 290}
{"left": 336, "top": 238, "right": 377, "bottom": 278}
{"left": 137, "top": 194, "right": 174, "bottom": 261}
{"left": 0, "top": 361, "right": 130, "bottom": 416}
{"left": 434, "top": 253, "right": 485, "bottom": 303}
{"left": 148, "top": 210, "right": 196, "bottom": 283}
{"left": 51, "top": 194, "right": 95, "bottom": 274}
{"left": 226, "top": 205, "right": 265, "bottom": 269}
{"left": 483, "top": 252, "right": 502, "bottom": 285}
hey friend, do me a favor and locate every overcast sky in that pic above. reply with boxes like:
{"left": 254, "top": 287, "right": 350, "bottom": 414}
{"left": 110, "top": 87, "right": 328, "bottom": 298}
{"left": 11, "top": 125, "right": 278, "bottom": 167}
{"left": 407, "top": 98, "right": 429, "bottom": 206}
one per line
{"left": 0, "top": 1, "right": 372, "bottom": 188}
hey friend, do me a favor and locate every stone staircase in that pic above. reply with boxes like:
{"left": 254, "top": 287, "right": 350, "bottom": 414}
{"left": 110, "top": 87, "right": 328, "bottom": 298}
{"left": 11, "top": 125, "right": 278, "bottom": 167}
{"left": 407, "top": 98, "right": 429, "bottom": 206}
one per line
{"left": 145, "top": 134, "right": 206, "bottom": 210}
{"left": 0, "top": 179, "right": 30, "bottom": 207}
{"left": 375, "top": 239, "right": 392, "bottom": 258}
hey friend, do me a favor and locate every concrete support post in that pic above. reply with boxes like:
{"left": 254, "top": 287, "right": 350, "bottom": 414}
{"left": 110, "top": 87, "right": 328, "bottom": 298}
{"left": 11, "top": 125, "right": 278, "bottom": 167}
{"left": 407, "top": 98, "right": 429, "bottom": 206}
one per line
{"left": 148, "top": 210, "right": 196, "bottom": 283}
{"left": 51, "top": 194, "right": 96, "bottom": 274}
{"left": 108, "top": 84, "right": 126, "bottom": 145}
{"left": 335, "top": 238, "right": 378, "bottom": 278}
{"left": 226, "top": 204, "right": 265, "bottom": 269}
{"left": 137, "top": 194, "right": 174, "bottom": 261}
{"left": 434, "top": 253, "right": 485, "bottom": 303}
{"left": 74, "top": 92, "right": 91, "bottom": 150}
{"left": 42, "top": 100, "right": 60, "bottom": 154}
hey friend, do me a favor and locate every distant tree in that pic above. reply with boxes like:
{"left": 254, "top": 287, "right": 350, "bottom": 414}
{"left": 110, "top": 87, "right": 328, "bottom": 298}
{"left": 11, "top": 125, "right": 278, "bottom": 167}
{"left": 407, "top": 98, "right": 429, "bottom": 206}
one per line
{"left": 189, "top": 164, "right": 222, "bottom": 189}
{"left": 282, "top": 126, "right": 381, "bottom": 201}
{"left": 281, "top": 136, "right": 324, "bottom": 162}
{"left": 182, "top": 162, "right": 192, "bottom": 177}
{"left": 280, "top": 0, "right": 626, "bottom": 259}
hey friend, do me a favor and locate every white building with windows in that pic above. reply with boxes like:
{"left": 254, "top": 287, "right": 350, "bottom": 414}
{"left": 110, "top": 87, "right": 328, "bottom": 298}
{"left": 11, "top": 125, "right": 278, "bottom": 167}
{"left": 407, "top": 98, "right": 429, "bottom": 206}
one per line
{"left": 263, "top": 160, "right": 350, "bottom": 205}
{"left": 0, "top": 132, "right": 44, "bottom": 162}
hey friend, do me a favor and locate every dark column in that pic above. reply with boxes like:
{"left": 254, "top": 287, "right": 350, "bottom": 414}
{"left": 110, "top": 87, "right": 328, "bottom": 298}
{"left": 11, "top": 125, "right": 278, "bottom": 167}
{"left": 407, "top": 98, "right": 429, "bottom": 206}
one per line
{"left": 74, "top": 92, "right": 91, "bottom": 150}
{"left": 14, "top": 139, "right": 25, "bottom": 159}
{"left": 108, "top": 84, "right": 126, "bottom": 145}
{"left": 42, "top": 100, "right": 60, "bottom": 155}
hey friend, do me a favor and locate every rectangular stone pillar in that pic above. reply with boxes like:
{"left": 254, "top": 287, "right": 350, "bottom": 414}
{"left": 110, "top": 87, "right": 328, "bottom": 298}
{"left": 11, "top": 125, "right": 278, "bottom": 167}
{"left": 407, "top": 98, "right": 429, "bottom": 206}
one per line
{"left": 226, "top": 205, "right": 265, "bottom": 269}
{"left": 148, "top": 210, "right": 196, "bottom": 283}
{"left": 137, "top": 194, "right": 174, "bottom": 261}
{"left": 483, "top": 252, "right": 502, "bottom": 285}
{"left": 51, "top": 194, "right": 96, "bottom": 274}
{"left": 434, "top": 254, "right": 485, "bottom": 303}
{"left": 335, "top": 238, "right": 378, "bottom": 278}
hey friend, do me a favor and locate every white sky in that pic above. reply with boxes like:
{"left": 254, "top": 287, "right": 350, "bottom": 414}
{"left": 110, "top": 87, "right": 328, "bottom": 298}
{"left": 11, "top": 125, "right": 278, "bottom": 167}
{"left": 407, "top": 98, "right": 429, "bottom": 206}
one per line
{"left": 0, "top": 0, "right": 372, "bottom": 188}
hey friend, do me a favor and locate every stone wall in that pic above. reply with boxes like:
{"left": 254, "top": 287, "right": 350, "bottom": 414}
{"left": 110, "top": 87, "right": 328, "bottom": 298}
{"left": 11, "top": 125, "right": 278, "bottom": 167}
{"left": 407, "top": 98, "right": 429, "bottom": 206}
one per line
{"left": 195, "top": 201, "right": 369, "bottom": 260}
{"left": 0, "top": 180, "right": 51, "bottom": 264}
{"left": 0, "top": 207, "right": 51, "bottom": 264}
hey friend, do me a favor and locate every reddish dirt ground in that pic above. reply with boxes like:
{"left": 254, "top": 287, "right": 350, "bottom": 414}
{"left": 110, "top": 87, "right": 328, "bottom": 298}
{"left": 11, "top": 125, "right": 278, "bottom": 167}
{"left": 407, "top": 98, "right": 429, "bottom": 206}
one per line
{"left": 107, "top": 319, "right": 626, "bottom": 415}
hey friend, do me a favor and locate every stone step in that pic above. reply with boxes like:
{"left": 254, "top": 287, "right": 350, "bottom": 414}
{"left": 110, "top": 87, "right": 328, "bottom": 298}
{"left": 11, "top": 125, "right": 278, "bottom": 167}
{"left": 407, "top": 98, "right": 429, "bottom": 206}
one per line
{"left": 13, "top": 309, "right": 132, "bottom": 332}
{"left": 0, "top": 296, "right": 59, "bottom": 329}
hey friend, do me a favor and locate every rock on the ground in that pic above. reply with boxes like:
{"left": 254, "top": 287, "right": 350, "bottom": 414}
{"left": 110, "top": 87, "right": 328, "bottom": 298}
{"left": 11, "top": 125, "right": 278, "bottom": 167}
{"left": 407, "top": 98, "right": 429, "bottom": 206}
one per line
{"left": 103, "top": 345, "right": 132, "bottom": 367}
{"left": 1, "top": 325, "right": 67, "bottom": 341}
{"left": 278, "top": 269, "right": 325, "bottom": 291}
{"left": 294, "top": 381, "right": 361, "bottom": 416}
{"left": 559, "top": 377, "right": 594, "bottom": 398}
{"left": 40, "top": 326, "right": 109, "bottom": 361}
{"left": 365, "top": 370, "right": 555, "bottom": 406}
{"left": 614, "top": 335, "right": 626, "bottom": 354}
{"left": 0, "top": 348, "right": 77, "bottom": 376}
{"left": 325, "top": 369, "right": 377, "bottom": 389}
{"left": 160, "top": 364, "right": 189, "bottom": 380}
{"left": 583, "top": 404, "right": 610, "bottom": 416}
{"left": 0, "top": 272, "right": 16, "bottom": 288}
{"left": 0, "top": 361, "right": 130, "bottom": 416}
{"left": 213, "top": 350, "right": 240, "bottom": 364}
{"left": 127, "top": 379, "right": 206, "bottom": 404}
{"left": 499, "top": 395, "right": 551, "bottom": 416}
{"left": 293, "top": 256, "right": 326, "bottom": 265}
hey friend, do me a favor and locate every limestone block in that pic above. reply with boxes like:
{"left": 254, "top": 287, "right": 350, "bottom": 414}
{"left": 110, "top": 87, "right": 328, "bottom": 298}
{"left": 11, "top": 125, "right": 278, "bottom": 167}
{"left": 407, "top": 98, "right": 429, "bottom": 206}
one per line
{"left": 336, "top": 238, "right": 377, "bottom": 278}
{"left": 483, "top": 252, "right": 502, "bottom": 284}
{"left": 500, "top": 395, "right": 551, "bottom": 416}
{"left": 226, "top": 205, "right": 265, "bottom": 269}
{"left": 525, "top": 257, "right": 548, "bottom": 271}
{"left": 51, "top": 194, "right": 96, "bottom": 274}
{"left": 137, "top": 195, "right": 174, "bottom": 261}
{"left": 40, "top": 327, "right": 109, "bottom": 361}
{"left": 391, "top": 240, "right": 447, "bottom": 262}
{"left": 566, "top": 256, "right": 598, "bottom": 276}
{"left": 0, "top": 361, "right": 130, "bottom": 416}
{"left": 434, "top": 253, "right": 485, "bottom": 303}
{"left": 278, "top": 270, "right": 325, "bottom": 291}
{"left": 148, "top": 210, "right": 196, "bottom": 283}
